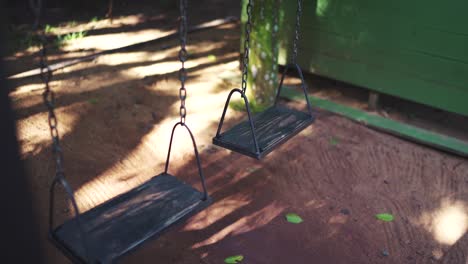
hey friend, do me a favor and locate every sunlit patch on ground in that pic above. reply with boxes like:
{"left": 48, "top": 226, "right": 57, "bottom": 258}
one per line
{"left": 184, "top": 195, "right": 252, "bottom": 231}
{"left": 419, "top": 199, "right": 468, "bottom": 246}
{"left": 16, "top": 102, "right": 85, "bottom": 158}
{"left": 64, "top": 28, "right": 169, "bottom": 51}
{"left": 191, "top": 201, "right": 285, "bottom": 249}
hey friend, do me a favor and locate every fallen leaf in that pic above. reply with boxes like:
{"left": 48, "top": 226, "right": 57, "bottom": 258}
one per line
{"left": 376, "top": 213, "right": 394, "bottom": 222}
{"left": 329, "top": 137, "right": 339, "bottom": 146}
{"left": 285, "top": 213, "right": 303, "bottom": 224}
{"left": 224, "top": 255, "right": 244, "bottom": 263}
{"left": 88, "top": 98, "right": 99, "bottom": 105}
{"left": 207, "top": 54, "right": 217, "bottom": 62}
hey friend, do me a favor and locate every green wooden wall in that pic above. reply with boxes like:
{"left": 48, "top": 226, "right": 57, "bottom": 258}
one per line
{"left": 272, "top": 0, "right": 468, "bottom": 116}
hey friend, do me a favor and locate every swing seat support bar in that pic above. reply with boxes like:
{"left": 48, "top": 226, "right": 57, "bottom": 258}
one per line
{"left": 50, "top": 123, "right": 211, "bottom": 264}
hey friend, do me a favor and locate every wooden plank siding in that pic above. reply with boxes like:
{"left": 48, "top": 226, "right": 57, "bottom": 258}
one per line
{"left": 272, "top": 0, "right": 468, "bottom": 116}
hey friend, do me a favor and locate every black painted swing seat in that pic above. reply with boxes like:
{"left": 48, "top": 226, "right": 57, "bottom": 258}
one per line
{"left": 50, "top": 174, "right": 211, "bottom": 263}
{"left": 213, "top": 105, "right": 313, "bottom": 159}
{"left": 49, "top": 122, "right": 211, "bottom": 264}
{"left": 213, "top": 63, "right": 314, "bottom": 159}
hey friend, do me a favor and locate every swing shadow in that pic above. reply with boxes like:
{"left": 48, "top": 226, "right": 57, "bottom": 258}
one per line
{"left": 124, "top": 105, "right": 468, "bottom": 264}
{"left": 119, "top": 118, "right": 338, "bottom": 263}
{"left": 13, "top": 53, "right": 237, "bottom": 264}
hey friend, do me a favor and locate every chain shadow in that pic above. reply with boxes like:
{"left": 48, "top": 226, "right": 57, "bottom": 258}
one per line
{"left": 124, "top": 108, "right": 468, "bottom": 264}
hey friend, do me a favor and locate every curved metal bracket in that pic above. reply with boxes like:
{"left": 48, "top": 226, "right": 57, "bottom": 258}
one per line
{"left": 164, "top": 122, "right": 208, "bottom": 201}
{"left": 49, "top": 175, "right": 91, "bottom": 262}
{"left": 274, "top": 63, "right": 313, "bottom": 117}
{"left": 214, "top": 88, "right": 260, "bottom": 155}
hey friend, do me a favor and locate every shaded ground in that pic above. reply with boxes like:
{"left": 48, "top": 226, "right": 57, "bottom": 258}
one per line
{"left": 5, "top": 1, "right": 468, "bottom": 263}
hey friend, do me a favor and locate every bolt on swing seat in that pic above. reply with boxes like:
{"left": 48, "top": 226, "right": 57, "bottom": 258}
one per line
{"left": 50, "top": 122, "right": 211, "bottom": 264}
{"left": 47, "top": 1, "right": 211, "bottom": 262}
{"left": 213, "top": 0, "right": 313, "bottom": 159}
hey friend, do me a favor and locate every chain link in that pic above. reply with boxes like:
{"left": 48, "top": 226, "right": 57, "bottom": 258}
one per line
{"left": 292, "top": 0, "right": 303, "bottom": 64}
{"left": 178, "top": 0, "right": 188, "bottom": 124}
{"left": 34, "top": 1, "right": 66, "bottom": 180}
{"left": 241, "top": 0, "right": 253, "bottom": 94}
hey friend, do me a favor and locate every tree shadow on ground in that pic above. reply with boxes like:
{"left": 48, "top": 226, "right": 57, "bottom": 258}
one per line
{"left": 13, "top": 41, "right": 238, "bottom": 264}
{"left": 12, "top": 49, "right": 237, "bottom": 123}
{"left": 124, "top": 108, "right": 468, "bottom": 264}
{"left": 4, "top": 0, "right": 240, "bottom": 65}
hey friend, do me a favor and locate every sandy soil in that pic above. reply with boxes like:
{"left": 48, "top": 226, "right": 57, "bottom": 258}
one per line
{"left": 5, "top": 1, "right": 468, "bottom": 263}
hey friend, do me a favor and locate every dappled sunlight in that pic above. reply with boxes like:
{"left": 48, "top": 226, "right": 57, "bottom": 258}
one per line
{"left": 9, "top": 83, "right": 43, "bottom": 98}
{"left": 329, "top": 214, "right": 348, "bottom": 225}
{"left": 73, "top": 116, "right": 173, "bottom": 211}
{"left": 16, "top": 102, "right": 85, "bottom": 158}
{"left": 418, "top": 199, "right": 468, "bottom": 246}
{"left": 55, "top": 13, "right": 157, "bottom": 36}
{"left": 316, "top": 0, "right": 331, "bottom": 17}
{"left": 191, "top": 201, "right": 285, "bottom": 249}
{"left": 10, "top": 80, "right": 69, "bottom": 100}
{"left": 98, "top": 51, "right": 167, "bottom": 66}
{"left": 122, "top": 44, "right": 236, "bottom": 78}
{"left": 184, "top": 194, "right": 252, "bottom": 231}
{"left": 60, "top": 15, "right": 228, "bottom": 53}
{"left": 7, "top": 0, "right": 468, "bottom": 262}
{"left": 72, "top": 110, "right": 217, "bottom": 211}
{"left": 127, "top": 60, "right": 200, "bottom": 78}
{"left": 325, "top": 213, "right": 349, "bottom": 238}
{"left": 305, "top": 199, "right": 327, "bottom": 209}
{"left": 63, "top": 28, "right": 169, "bottom": 51}
{"left": 71, "top": 46, "right": 242, "bottom": 211}
{"left": 72, "top": 79, "right": 225, "bottom": 211}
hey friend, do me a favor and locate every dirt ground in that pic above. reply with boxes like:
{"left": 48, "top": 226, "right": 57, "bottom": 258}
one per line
{"left": 5, "top": 1, "right": 468, "bottom": 263}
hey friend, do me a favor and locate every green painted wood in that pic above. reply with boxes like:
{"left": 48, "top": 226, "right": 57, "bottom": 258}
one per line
{"left": 282, "top": 86, "right": 468, "bottom": 157}
{"left": 270, "top": 0, "right": 468, "bottom": 116}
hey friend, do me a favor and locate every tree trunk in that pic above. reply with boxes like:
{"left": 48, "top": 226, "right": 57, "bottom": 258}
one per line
{"left": 241, "top": 0, "right": 280, "bottom": 112}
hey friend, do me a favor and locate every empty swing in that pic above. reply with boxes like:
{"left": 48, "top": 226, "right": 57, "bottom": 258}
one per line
{"left": 43, "top": 1, "right": 211, "bottom": 263}
{"left": 213, "top": 0, "right": 314, "bottom": 159}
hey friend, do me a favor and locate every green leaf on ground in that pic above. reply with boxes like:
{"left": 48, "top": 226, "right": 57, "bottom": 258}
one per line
{"left": 329, "top": 137, "right": 339, "bottom": 146}
{"left": 285, "top": 213, "right": 303, "bottom": 224}
{"left": 207, "top": 54, "right": 217, "bottom": 62}
{"left": 88, "top": 98, "right": 99, "bottom": 105}
{"left": 376, "top": 213, "right": 394, "bottom": 222}
{"left": 224, "top": 255, "right": 244, "bottom": 263}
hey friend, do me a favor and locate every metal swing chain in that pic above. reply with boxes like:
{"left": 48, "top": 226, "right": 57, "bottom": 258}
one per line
{"left": 241, "top": 0, "right": 253, "bottom": 94}
{"left": 291, "top": 0, "right": 303, "bottom": 64}
{"left": 32, "top": 0, "right": 66, "bottom": 180}
{"left": 178, "top": 0, "right": 188, "bottom": 124}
